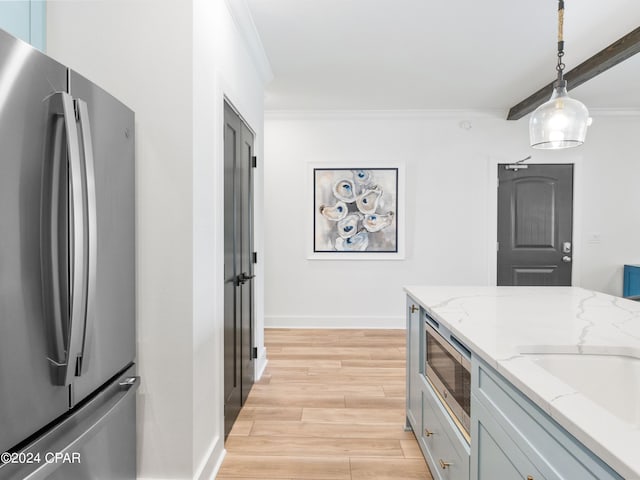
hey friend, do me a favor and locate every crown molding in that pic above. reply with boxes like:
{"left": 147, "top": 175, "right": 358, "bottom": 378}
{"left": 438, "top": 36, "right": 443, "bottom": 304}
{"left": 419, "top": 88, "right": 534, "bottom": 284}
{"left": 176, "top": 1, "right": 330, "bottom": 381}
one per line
{"left": 264, "top": 108, "right": 508, "bottom": 120}
{"left": 223, "top": 0, "right": 274, "bottom": 85}
{"left": 264, "top": 107, "right": 640, "bottom": 121}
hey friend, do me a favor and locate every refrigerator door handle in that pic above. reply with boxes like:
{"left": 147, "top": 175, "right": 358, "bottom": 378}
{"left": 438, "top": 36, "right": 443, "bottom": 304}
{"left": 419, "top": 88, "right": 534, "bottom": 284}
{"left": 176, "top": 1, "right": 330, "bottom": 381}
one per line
{"left": 75, "top": 99, "right": 97, "bottom": 377}
{"left": 41, "top": 96, "right": 69, "bottom": 381}
{"left": 41, "top": 92, "right": 87, "bottom": 387}
{"left": 63, "top": 92, "right": 88, "bottom": 387}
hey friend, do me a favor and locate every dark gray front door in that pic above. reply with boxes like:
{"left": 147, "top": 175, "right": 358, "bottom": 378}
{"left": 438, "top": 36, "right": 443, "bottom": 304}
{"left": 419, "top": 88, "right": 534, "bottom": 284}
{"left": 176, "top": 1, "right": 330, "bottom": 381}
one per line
{"left": 497, "top": 164, "right": 573, "bottom": 286}
{"left": 223, "top": 101, "right": 255, "bottom": 439}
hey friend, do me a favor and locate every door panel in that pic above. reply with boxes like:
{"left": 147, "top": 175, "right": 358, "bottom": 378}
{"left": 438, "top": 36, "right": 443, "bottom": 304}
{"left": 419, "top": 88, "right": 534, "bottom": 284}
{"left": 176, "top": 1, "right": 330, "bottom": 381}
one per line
{"left": 240, "top": 123, "right": 254, "bottom": 405}
{"left": 497, "top": 164, "right": 573, "bottom": 286}
{"left": 69, "top": 71, "right": 136, "bottom": 405}
{"left": 0, "top": 30, "right": 70, "bottom": 454}
{"left": 513, "top": 267, "right": 556, "bottom": 286}
{"left": 514, "top": 180, "right": 555, "bottom": 248}
{"left": 223, "top": 116, "right": 241, "bottom": 438}
{"left": 223, "top": 102, "right": 255, "bottom": 438}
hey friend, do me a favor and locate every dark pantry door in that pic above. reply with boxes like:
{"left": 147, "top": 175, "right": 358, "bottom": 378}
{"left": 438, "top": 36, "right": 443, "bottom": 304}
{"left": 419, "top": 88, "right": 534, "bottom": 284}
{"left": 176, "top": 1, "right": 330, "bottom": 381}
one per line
{"left": 497, "top": 164, "right": 574, "bottom": 286}
{"left": 223, "top": 101, "right": 255, "bottom": 439}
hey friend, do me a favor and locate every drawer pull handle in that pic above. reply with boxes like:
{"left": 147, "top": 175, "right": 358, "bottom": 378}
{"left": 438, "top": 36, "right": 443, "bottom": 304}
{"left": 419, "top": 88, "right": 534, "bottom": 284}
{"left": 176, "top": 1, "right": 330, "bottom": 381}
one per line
{"left": 411, "top": 304, "right": 419, "bottom": 313}
{"left": 527, "top": 477, "right": 534, "bottom": 480}
{"left": 439, "top": 459, "right": 451, "bottom": 469}
{"left": 424, "top": 428, "right": 433, "bottom": 437}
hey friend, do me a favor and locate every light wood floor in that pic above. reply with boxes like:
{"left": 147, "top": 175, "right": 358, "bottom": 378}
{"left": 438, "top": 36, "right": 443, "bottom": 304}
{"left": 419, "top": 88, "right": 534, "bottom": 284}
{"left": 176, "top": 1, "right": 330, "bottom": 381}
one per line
{"left": 217, "top": 328, "right": 432, "bottom": 480}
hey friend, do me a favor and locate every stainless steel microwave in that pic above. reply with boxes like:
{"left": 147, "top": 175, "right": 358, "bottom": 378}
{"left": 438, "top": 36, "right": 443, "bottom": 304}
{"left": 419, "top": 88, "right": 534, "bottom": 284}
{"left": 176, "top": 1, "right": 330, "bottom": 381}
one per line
{"left": 425, "top": 322, "right": 471, "bottom": 436}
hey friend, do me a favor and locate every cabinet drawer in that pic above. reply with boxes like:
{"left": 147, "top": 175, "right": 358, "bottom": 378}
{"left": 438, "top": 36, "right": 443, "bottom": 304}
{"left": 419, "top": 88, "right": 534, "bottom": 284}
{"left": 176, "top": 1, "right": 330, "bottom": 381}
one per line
{"left": 421, "top": 378, "right": 469, "bottom": 480}
{"left": 473, "top": 358, "right": 623, "bottom": 480}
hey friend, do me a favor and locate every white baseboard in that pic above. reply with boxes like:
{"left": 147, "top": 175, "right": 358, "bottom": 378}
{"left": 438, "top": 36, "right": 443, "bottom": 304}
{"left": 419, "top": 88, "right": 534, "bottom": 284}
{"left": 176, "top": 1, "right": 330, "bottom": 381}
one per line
{"left": 265, "top": 315, "right": 405, "bottom": 329}
{"left": 197, "top": 445, "right": 226, "bottom": 480}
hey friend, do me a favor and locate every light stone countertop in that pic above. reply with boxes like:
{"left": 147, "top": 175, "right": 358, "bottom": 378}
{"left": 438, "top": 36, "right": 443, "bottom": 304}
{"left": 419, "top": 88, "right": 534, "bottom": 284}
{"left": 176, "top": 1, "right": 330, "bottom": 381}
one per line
{"left": 404, "top": 286, "right": 640, "bottom": 480}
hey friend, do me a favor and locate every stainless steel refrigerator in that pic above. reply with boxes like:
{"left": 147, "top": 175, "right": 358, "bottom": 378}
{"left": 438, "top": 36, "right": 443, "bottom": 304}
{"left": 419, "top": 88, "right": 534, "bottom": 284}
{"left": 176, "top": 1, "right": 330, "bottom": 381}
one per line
{"left": 0, "top": 28, "right": 138, "bottom": 480}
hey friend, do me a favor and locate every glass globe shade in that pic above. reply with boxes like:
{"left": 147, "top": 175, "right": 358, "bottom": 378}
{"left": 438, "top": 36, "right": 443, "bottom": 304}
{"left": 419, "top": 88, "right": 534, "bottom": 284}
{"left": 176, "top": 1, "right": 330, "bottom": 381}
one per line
{"left": 529, "top": 84, "right": 590, "bottom": 149}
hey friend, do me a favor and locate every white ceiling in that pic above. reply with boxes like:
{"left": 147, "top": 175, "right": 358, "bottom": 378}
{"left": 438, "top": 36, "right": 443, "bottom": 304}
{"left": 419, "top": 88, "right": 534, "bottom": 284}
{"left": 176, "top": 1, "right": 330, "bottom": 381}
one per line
{"left": 245, "top": 0, "right": 640, "bottom": 114}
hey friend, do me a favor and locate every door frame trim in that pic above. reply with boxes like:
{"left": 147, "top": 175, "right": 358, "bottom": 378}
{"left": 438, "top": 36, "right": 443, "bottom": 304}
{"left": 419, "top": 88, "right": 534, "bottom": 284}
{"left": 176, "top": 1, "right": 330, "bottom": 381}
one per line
{"left": 486, "top": 157, "right": 584, "bottom": 286}
{"left": 223, "top": 95, "right": 256, "bottom": 137}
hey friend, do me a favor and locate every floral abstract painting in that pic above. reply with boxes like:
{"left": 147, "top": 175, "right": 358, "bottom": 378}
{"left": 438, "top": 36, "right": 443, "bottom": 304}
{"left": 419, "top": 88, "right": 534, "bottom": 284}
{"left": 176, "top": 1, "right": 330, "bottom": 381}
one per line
{"left": 313, "top": 167, "right": 399, "bottom": 253}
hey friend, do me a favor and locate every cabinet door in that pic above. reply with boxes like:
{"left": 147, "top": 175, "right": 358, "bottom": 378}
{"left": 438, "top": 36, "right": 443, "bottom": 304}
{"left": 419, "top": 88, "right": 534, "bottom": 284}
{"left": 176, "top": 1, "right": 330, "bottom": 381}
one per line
{"left": 471, "top": 396, "right": 545, "bottom": 480}
{"left": 406, "top": 296, "right": 421, "bottom": 428}
{"left": 472, "top": 357, "right": 624, "bottom": 480}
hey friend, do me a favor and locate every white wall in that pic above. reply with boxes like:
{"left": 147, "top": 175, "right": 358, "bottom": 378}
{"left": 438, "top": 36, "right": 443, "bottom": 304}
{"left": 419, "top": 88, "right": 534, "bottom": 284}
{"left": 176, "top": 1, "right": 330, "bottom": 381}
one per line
{"left": 47, "top": 0, "right": 269, "bottom": 478}
{"left": 263, "top": 111, "right": 640, "bottom": 328}
{"left": 192, "top": 0, "right": 271, "bottom": 478}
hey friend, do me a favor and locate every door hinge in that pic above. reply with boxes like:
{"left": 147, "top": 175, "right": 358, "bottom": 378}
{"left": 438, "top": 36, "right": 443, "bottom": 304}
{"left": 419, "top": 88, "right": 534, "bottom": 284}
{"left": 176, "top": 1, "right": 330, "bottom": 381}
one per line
{"left": 252, "top": 347, "right": 258, "bottom": 359}
{"left": 253, "top": 252, "right": 258, "bottom": 264}
{"left": 252, "top": 155, "right": 257, "bottom": 168}
{"left": 496, "top": 241, "right": 500, "bottom": 251}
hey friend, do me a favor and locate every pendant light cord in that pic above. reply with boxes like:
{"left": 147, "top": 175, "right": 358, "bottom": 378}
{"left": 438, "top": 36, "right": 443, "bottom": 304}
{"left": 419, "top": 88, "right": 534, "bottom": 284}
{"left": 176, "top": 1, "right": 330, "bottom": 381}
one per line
{"left": 556, "top": 0, "right": 566, "bottom": 84}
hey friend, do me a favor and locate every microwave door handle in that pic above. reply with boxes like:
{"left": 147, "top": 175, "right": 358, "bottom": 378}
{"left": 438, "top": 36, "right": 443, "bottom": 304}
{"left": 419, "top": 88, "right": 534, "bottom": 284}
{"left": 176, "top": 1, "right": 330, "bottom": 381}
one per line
{"left": 62, "top": 92, "right": 87, "bottom": 386}
{"left": 75, "top": 99, "right": 96, "bottom": 376}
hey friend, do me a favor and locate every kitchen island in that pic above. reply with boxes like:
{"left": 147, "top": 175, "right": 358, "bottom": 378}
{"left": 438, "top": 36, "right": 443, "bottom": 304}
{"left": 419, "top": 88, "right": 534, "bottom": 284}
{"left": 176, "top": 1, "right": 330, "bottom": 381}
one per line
{"left": 405, "top": 286, "right": 640, "bottom": 480}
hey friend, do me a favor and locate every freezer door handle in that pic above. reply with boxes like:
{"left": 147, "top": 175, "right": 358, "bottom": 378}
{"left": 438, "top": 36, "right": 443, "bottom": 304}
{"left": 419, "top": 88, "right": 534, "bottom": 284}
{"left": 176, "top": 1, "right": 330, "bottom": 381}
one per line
{"left": 41, "top": 92, "right": 87, "bottom": 387}
{"left": 118, "top": 377, "right": 137, "bottom": 387}
{"left": 75, "top": 99, "right": 97, "bottom": 377}
{"left": 0, "top": 373, "right": 139, "bottom": 480}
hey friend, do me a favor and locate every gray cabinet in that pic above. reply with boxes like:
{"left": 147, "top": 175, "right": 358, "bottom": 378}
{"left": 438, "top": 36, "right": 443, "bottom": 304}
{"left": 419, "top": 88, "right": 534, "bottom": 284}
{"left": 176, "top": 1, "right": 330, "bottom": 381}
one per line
{"left": 471, "top": 356, "right": 623, "bottom": 480}
{"left": 406, "top": 293, "right": 626, "bottom": 480}
{"left": 0, "top": 1, "right": 46, "bottom": 51}
{"left": 406, "top": 296, "right": 421, "bottom": 429}
{"left": 406, "top": 296, "right": 470, "bottom": 480}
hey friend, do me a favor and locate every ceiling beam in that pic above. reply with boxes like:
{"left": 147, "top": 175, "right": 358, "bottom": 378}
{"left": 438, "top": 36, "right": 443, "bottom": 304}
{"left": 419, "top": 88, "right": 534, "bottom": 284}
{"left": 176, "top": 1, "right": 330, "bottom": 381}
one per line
{"left": 507, "top": 26, "right": 640, "bottom": 120}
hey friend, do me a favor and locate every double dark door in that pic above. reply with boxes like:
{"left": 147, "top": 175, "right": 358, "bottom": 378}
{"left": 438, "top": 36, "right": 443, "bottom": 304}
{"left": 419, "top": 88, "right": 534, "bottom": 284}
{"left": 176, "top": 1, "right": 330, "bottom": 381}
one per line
{"left": 497, "top": 164, "right": 574, "bottom": 286}
{"left": 223, "top": 102, "right": 255, "bottom": 438}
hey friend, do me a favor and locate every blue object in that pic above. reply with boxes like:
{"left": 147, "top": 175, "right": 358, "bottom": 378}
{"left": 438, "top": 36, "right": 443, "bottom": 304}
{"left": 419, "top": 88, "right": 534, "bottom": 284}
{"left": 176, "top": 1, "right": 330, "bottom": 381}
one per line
{"left": 0, "top": 1, "right": 46, "bottom": 51}
{"left": 623, "top": 265, "right": 640, "bottom": 298}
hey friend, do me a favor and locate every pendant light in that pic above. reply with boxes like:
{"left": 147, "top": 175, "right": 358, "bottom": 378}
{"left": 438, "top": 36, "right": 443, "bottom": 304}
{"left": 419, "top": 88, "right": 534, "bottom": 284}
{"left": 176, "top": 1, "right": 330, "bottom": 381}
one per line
{"left": 529, "top": 0, "right": 590, "bottom": 149}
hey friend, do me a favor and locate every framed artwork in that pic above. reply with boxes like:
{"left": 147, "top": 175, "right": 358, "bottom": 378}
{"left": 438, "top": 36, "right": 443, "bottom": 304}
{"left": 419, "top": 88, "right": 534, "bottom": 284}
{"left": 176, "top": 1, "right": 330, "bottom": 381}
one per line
{"left": 309, "top": 164, "right": 404, "bottom": 260}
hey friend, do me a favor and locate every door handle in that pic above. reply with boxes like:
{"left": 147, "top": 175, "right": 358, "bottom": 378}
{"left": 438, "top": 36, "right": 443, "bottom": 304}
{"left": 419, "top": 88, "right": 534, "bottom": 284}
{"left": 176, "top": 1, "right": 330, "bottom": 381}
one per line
{"left": 76, "top": 99, "right": 97, "bottom": 377}
{"left": 236, "top": 272, "right": 255, "bottom": 286}
{"left": 562, "top": 256, "right": 572, "bottom": 263}
{"left": 65, "top": 94, "right": 89, "bottom": 385}
{"left": 41, "top": 96, "right": 69, "bottom": 385}
{"left": 42, "top": 92, "right": 86, "bottom": 387}
{"left": 562, "top": 241, "right": 572, "bottom": 254}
